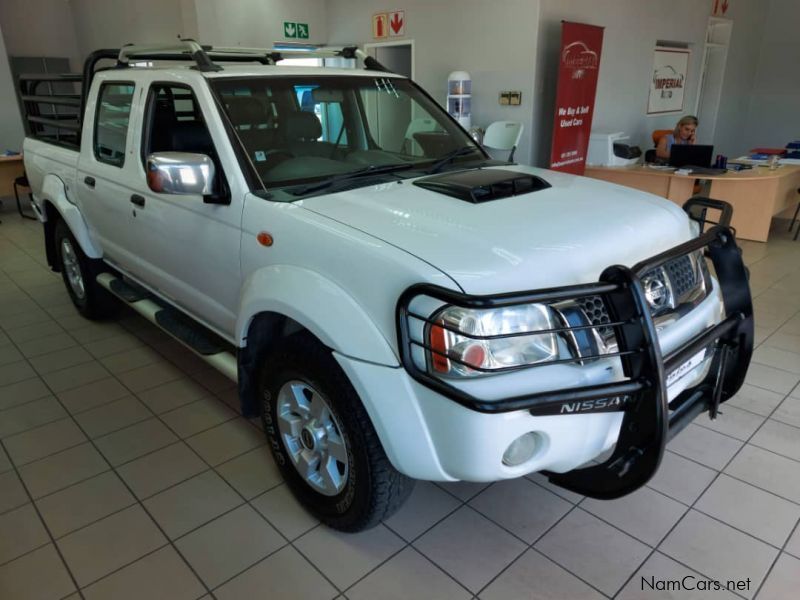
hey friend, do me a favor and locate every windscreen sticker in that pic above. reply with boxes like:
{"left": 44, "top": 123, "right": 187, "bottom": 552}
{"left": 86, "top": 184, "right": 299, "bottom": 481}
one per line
{"left": 254, "top": 150, "right": 267, "bottom": 162}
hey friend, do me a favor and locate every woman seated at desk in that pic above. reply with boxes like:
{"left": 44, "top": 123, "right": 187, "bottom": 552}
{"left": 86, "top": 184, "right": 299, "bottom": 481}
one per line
{"left": 656, "top": 115, "right": 698, "bottom": 160}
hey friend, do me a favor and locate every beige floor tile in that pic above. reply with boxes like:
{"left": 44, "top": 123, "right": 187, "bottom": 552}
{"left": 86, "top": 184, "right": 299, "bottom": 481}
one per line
{"left": 773, "top": 395, "right": 800, "bottom": 428}
{"left": 0, "top": 396, "right": 67, "bottom": 438}
{"left": 295, "top": 522, "right": 405, "bottom": 590}
{"left": 136, "top": 377, "right": 210, "bottom": 414}
{"left": 41, "top": 361, "right": 110, "bottom": 394}
{"left": 100, "top": 346, "right": 162, "bottom": 375}
{"left": 695, "top": 474, "right": 800, "bottom": 547}
{"left": 616, "top": 551, "right": 740, "bottom": 600}
{"left": 534, "top": 508, "right": 649, "bottom": 597}
{"left": 480, "top": 548, "right": 605, "bottom": 600}
{"left": 36, "top": 471, "right": 135, "bottom": 538}
{"left": 17, "top": 332, "right": 77, "bottom": 359}
{"left": 69, "top": 322, "right": 123, "bottom": 345}
{"left": 349, "top": 547, "right": 470, "bottom": 600}
{"left": 753, "top": 346, "right": 800, "bottom": 374}
{"left": 116, "top": 442, "right": 207, "bottom": 500}
{"left": 95, "top": 418, "right": 178, "bottom": 466}
{"left": 0, "top": 470, "right": 28, "bottom": 514}
{"left": 0, "top": 445, "right": 10, "bottom": 474}
{"left": 161, "top": 396, "right": 237, "bottom": 439}
{"left": 143, "top": 470, "right": 242, "bottom": 539}
{"left": 763, "top": 331, "right": 800, "bottom": 354}
{"left": 214, "top": 545, "right": 336, "bottom": 600}
{"left": 696, "top": 404, "right": 766, "bottom": 441}
{"left": 744, "top": 363, "right": 800, "bottom": 395}
{"left": 57, "top": 377, "right": 131, "bottom": 414}
{"left": 415, "top": 506, "right": 526, "bottom": 594}
{"left": 176, "top": 504, "right": 284, "bottom": 588}
{"left": 0, "top": 360, "right": 37, "bottom": 388}
{"left": 726, "top": 445, "right": 800, "bottom": 504}
{"left": 384, "top": 481, "right": 460, "bottom": 542}
{"left": 117, "top": 361, "right": 183, "bottom": 393}
{"left": 5, "top": 321, "right": 64, "bottom": 344}
{"left": 0, "top": 544, "right": 76, "bottom": 600}
{"left": 750, "top": 418, "right": 800, "bottom": 461}
{"left": 726, "top": 383, "right": 786, "bottom": 416}
{"left": 0, "top": 377, "right": 51, "bottom": 411}
{"left": 469, "top": 478, "right": 572, "bottom": 544}
{"left": 73, "top": 395, "right": 151, "bottom": 439}
{"left": 250, "top": 484, "right": 319, "bottom": 541}
{"left": 435, "top": 480, "right": 490, "bottom": 502}
{"left": 18, "top": 443, "right": 109, "bottom": 499}
{"left": 580, "top": 486, "right": 687, "bottom": 547}
{"left": 667, "top": 423, "right": 743, "bottom": 470}
{"left": 757, "top": 553, "right": 800, "bottom": 600}
{"left": 0, "top": 503, "right": 50, "bottom": 564}
{"left": 786, "top": 525, "right": 800, "bottom": 558}
{"left": 81, "top": 545, "right": 206, "bottom": 600}
{"left": 0, "top": 308, "right": 52, "bottom": 331}
{"left": 0, "top": 343, "right": 23, "bottom": 367}
{"left": 57, "top": 505, "right": 167, "bottom": 587}
{"left": 186, "top": 418, "right": 264, "bottom": 466}
{"left": 28, "top": 345, "right": 94, "bottom": 375}
{"left": 660, "top": 510, "right": 777, "bottom": 599}
{"left": 215, "top": 445, "right": 282, "bottom": 500}
{"left": 192, "top": 367, "right": 236, "bottom": 394}
{"left": 526, "top": 472, "right": 585, "bottom": 504}
{"left": 83, "top": 333, "right": 144, "bottom": 359}
{"left": 3, "top": 417, "right": 86, "bottom": 466}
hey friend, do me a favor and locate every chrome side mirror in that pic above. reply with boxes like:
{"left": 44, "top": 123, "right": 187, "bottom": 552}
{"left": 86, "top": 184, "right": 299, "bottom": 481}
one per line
{"left": 146, "top": 152, "right": 215, "bottom": 195}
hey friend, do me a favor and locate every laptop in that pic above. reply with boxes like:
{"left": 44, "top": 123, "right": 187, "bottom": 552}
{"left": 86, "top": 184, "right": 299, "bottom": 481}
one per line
{"left": 669, "top": 144, "right": 714, "bottom": 169}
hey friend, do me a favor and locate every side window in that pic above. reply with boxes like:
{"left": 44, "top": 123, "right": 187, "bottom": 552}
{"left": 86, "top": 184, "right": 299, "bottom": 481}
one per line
{"left": 94, "top": 82, "right": 135, "bottom": 166}
{"left": 142, "top": 84, "right": 215, "bottom": 158}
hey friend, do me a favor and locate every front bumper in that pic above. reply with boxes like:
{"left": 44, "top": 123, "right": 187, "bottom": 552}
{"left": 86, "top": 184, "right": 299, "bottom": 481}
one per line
{"left": 395, "top": 224, "right": 753, "bottom": 498}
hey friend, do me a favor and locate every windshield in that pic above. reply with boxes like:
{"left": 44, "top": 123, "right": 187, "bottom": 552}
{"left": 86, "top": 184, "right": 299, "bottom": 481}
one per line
{"left": 211, "top": 75, "right": 486, "bottom": 191}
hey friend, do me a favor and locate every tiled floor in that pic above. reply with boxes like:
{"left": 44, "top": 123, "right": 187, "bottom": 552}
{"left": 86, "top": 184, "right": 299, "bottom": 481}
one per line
{"left": 1, "top": 204, "right": 800, "bottom": 600}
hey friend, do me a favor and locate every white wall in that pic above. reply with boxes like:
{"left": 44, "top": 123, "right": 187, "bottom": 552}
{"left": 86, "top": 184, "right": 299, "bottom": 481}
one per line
{"left": 0, "top": 0, "right": 81, "bottom": 69}
{"left": 532, "top": 0, "right": 711, "bottom": 166}
{"left": 195, "top": 0, "right": 327, "bottom": 47}
{"left": 0, "top": 25, "right": 26, "bottom": 151}
{"left": 738, "top": 0, "right": 800, "bottom": 153}
{"left": 326, "top": 0, "right": 541, "bottom": 166}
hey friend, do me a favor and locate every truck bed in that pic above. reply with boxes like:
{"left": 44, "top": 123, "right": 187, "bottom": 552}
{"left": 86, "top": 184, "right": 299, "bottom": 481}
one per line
{"left": 23, "top": 137, "right": 79, "bottom": 209}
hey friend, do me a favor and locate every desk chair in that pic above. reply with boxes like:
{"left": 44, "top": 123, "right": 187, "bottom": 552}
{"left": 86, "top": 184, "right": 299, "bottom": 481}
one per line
{"left": 644, "top": 129, "right": 672, "bottom": 163}
{"left": 14, "top": 173, "right": 37, "bottom": 220}
{"left": 789, "top": 188, "right": 800, "bottom": 241}
{"left": 482, "top": 121, "right": 524, "bottom": 162}
{"left": 402, "top": 118, "right": 439, "bottom": 156}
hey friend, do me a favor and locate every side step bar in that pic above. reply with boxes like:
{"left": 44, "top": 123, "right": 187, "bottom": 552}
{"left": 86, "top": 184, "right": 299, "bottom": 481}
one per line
{"left": 97, "top": 273, "right": 238, "bottom": 382}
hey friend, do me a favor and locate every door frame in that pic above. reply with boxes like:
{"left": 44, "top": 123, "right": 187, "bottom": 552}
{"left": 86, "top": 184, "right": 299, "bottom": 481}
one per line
{"left": 364, "top": 39, "right": 415, "bottom": 80}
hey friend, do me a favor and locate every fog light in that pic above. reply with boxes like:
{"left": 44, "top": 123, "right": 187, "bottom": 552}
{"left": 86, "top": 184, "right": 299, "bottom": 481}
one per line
{"left": 502, "top": 432, "right": 541, "bottom": 467}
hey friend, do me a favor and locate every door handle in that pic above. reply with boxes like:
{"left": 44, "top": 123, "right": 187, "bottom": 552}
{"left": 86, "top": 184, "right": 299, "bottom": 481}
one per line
{"left": 84, "top": 176, "right": 95, "bottom": 188}
{"left": 130, "top": 194, "right": 146, "bottom": 207}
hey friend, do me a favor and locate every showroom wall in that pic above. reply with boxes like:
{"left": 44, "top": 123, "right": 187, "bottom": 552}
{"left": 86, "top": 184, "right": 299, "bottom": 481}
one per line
{"left": 326, "top": 0, "right": 541, "bottom": 166}
{"left": 739, "top": 0, "right": 800, "bottom": 151}
{"left": 0, "top": 0, "right": 81, "bottom": 70}
{"left": 0, "top": 25, "right": 25, "bottom": 151}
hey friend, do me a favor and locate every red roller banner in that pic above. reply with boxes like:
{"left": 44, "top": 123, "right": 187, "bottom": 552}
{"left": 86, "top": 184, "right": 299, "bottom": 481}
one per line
{"left": 549, "top": 21, "right": 604, "bottom": 175}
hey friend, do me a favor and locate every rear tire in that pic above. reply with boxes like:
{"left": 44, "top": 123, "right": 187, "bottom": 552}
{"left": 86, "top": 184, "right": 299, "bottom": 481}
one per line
{"left": 259, "top": 334, "right": 414, "bottom": 531}
{"left": 54, "top": 220, "right": 116, "bottom": 319}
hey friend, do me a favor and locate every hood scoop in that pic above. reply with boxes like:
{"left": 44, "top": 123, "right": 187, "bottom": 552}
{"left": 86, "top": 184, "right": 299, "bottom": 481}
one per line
{"left": 413, "top": 168, "right": 551, "bottom": 203}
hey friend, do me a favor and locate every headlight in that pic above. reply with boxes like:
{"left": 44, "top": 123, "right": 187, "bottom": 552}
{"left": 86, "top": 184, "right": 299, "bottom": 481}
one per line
{"left": 426, "top": 304, "right": 559, "bottom": 377}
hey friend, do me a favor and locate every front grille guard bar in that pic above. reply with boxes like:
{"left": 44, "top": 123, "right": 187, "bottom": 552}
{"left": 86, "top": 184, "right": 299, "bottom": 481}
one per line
{"left": 395, "top": 224, "right": 753, "bottom": 499}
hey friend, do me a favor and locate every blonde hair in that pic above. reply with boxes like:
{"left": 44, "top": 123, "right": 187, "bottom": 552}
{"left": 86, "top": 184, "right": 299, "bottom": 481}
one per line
{"left": 674, "top": 115, "right": 698, "bottom": 138}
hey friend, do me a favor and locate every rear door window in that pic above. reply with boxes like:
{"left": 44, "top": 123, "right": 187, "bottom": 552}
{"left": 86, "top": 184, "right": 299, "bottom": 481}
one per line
{"left": 94, "top": 82, "right": 135, "bottom": 167}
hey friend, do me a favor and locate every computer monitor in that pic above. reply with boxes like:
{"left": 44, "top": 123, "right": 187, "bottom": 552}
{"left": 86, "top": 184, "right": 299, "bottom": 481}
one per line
{"left": 670, "top": 144, "right": 714, "bottom": 168}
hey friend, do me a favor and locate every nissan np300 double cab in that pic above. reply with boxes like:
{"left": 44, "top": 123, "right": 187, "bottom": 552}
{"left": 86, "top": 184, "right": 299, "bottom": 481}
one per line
{"left": 21, "top": 42, "right": 753, "bottom": 531}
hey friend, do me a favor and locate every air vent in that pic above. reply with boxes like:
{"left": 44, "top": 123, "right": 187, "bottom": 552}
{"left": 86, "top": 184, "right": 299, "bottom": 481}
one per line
{"left": 413, "top": 169, "right": 551, "bottom": 204}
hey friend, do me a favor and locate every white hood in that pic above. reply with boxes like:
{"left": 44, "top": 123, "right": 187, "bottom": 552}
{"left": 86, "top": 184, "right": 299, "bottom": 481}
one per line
{"left": 299, "top": 165, "right": 692, "bottom": 295}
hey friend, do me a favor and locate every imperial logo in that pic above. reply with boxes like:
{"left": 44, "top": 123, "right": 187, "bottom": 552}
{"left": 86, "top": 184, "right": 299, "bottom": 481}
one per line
{"left": 561, "top": 41, "right": 599, "bottom": 69}
{"left": 653, "top": 65, "right": 685, "bottom": 90}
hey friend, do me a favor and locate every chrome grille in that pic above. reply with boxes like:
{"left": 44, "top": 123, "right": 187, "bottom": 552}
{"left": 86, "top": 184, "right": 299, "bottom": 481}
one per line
{"left": 664, "top": 254, "right": 697, "bottom": 300}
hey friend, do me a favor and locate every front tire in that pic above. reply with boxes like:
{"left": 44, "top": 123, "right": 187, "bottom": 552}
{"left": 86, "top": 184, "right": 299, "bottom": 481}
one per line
{"left": 259, "top": 335, "right": 414, "bottom": 531}
{"left": 54, "top": 220, "right": 116, "bottom": 319}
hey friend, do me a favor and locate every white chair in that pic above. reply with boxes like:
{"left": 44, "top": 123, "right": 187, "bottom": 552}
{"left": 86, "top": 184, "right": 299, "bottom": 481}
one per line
{"left": 482, "top": 121, "right": 524, "bottom": 162}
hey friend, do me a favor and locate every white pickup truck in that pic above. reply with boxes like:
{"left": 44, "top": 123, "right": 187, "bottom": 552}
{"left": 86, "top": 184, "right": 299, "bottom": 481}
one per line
{"left": 21, "top": 42, "right": 753, "bottom": 531}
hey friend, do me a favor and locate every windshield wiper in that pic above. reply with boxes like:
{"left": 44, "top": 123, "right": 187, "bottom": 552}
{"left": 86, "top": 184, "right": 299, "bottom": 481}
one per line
{"left": 287, "top": 163, "right": 415, "bottom": 196}
{"left": 426, "top": 146, "right": 483, "bottom": 174}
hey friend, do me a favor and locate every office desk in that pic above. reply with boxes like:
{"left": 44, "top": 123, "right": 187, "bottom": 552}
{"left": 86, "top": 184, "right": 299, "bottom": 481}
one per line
{"left": 584, "top": 164, "right": 800, "bottom": 242}
{"left": 0, "top": 155, "right": 23, "bottom": 197}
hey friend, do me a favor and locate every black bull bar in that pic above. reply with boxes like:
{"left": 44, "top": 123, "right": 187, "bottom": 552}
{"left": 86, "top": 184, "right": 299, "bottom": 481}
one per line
{"left": 396, "top": 206, "right": 753, "bottom": 500}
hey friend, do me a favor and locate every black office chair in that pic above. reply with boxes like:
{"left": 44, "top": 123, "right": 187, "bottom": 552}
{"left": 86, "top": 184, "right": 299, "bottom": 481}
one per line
{"left": 14, "top": 173, "right": 37, "bottom": 220}
{"left": 789, "top": 188, "right": 800, "bottom": 241}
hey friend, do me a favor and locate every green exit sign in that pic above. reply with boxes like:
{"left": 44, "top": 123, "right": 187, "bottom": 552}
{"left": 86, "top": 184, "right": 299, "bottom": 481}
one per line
{"left": 283, "top": 22, "right": 309, "bottom": 39}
